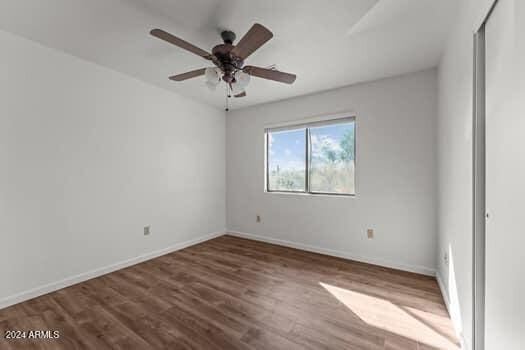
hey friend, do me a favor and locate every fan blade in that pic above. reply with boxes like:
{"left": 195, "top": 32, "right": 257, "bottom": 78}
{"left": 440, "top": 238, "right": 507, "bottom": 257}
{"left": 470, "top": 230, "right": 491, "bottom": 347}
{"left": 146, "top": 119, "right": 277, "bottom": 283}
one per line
{"left": 150, "top": 29, "right": 212, "bottom": 60}
{"left": 231, "top": 24, "right": 273, "bottom": 60}
{"left": 169, "top": 68, "right": 206, "bottom": 81}
{"left": 234, "top": 91, "right": 246, "bottom": 98}
{"left": 243, "top": 66, "right": 296, "bottom": 84}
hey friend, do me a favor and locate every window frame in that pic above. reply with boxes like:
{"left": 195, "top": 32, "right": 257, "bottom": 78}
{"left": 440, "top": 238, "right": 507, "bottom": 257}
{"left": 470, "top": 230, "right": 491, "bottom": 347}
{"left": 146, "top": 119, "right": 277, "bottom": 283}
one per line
{"left": 265, "top": 116, "right": 356, "bottom": 196}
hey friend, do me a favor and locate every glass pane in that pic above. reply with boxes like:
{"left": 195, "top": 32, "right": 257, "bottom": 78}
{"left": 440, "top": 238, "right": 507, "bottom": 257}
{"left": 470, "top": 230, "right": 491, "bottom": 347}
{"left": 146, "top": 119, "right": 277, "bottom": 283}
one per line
{"left": 267, "top": 128, "right": 306, "bottom": 192}
{"left": 309, "top": 122, "right": 355, "bottom": 194}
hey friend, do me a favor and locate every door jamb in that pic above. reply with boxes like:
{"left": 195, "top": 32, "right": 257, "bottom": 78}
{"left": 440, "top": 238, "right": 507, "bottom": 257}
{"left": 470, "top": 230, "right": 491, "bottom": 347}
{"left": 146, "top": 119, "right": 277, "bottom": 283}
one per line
{"left": 472, "top": 1, "right": 499, "bottom": 349}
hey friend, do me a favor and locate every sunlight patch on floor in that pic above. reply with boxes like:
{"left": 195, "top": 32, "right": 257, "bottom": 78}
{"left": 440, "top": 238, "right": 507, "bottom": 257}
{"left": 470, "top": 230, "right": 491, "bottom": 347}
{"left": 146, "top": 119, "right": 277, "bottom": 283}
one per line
{"left": 319, "top": 282, "right": 459, "bottom": 350}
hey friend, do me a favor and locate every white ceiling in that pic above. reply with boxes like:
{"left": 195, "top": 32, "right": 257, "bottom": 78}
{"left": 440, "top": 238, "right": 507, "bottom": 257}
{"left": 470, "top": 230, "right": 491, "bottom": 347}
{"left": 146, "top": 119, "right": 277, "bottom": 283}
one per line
{"left": 0, "top": 0, "right": 457, "bottom": 110}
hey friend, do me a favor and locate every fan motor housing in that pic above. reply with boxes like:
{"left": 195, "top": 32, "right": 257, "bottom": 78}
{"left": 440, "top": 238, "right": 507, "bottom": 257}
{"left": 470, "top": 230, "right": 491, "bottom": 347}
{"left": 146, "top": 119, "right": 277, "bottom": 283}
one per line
{"left": 212, "top": 42, "right": 244, "bottom": 74}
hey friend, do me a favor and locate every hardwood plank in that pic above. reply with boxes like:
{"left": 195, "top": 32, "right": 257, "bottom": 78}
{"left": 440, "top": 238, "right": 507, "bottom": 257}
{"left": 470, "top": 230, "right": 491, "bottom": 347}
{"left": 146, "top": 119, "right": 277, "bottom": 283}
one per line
{"left": 0, "top": 235, "right": 459, "bottom": 349}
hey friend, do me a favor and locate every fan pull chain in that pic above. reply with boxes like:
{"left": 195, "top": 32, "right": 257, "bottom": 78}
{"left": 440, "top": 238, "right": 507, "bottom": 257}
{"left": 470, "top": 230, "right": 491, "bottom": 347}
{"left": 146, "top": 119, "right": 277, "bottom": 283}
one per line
{"left": 225, "top": 84, "right": 231, "bottom": 112}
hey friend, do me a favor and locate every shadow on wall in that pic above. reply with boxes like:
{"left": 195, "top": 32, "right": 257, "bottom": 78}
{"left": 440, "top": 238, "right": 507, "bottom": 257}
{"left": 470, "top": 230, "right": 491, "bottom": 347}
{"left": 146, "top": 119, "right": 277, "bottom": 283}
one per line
{"left": 446, "top": 244, "right": 465, "bottom": 347}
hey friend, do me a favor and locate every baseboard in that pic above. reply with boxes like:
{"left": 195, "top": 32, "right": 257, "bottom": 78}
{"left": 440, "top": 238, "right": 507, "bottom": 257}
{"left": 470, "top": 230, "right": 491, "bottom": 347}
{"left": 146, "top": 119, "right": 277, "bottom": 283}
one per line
{"left": 0, "top": 230, "right": 225, "bottom": 310}
{"left": 436, "top": 272, "right": 467, "bottom": 349}
{"left": 227, "top": 230, "right": 436, "bottom": 276}
{"left": 436, "top": 272, "right": 451, "bottom": 312}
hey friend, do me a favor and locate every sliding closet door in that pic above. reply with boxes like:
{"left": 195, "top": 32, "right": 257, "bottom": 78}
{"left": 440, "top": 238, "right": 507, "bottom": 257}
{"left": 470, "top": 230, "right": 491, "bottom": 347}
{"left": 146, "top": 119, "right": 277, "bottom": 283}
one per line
{"left": 485, "top": 0, "right": 525, "bottom": 348}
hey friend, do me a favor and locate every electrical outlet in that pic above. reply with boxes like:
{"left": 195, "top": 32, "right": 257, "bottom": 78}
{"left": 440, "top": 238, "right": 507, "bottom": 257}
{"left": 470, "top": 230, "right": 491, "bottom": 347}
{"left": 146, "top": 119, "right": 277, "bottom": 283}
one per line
{"left": 367, "top": 229, "right": 374, "bottom": 239}
{"left": 444, "top": 252, "right": 449, "bottom": 266}
{"left": 256, "top": 215, "right": 261, "bottom": 223}
{"left": 144, "top": 226, "right": 151, "bottom": 236}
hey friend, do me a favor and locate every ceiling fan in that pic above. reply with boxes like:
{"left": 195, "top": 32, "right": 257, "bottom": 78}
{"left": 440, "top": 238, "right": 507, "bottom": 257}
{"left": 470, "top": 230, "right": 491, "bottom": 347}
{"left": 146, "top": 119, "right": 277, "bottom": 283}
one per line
{"left": 150, "top": 23, "right": 296, "bottom": 106}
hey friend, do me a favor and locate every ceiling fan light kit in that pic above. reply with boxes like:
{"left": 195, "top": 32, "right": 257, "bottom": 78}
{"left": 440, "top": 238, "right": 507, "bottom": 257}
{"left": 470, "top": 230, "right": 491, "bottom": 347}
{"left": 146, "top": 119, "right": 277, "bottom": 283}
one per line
{"left": 150, "top": 23, "right": 296, "bottom": 110}
{"left": 232, "top": 70, "right": 250, "bottom": 92}
{"left": 204, "top": 67, "right": 221, "bottom": 90}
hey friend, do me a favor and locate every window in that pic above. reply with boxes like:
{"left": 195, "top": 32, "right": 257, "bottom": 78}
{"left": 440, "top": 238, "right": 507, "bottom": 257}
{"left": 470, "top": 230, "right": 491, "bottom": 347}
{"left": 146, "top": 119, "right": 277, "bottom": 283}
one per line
{"left": 265, "top": 117, "right": 355, "bottom": 195}
{"left": 267, "top": 128, "right": 306, "bottom": 192}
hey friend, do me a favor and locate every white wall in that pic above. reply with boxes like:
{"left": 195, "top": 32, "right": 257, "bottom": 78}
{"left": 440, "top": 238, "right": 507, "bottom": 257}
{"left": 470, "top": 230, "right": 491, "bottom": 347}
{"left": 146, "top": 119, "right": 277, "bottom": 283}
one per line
{"left": 436, "top": 0, "right": 523, "bottom": 349}
{"left": 484, "top": 1, "right": 525, "bottom": 349}
{"left": 436, "top": 1, "right": 480, "bottom": 345}
{"left": 0, "top": 30, "right": 225, "bottom": 307}
{"left": 226, "top": 69, "right": 438, "bottom": 275}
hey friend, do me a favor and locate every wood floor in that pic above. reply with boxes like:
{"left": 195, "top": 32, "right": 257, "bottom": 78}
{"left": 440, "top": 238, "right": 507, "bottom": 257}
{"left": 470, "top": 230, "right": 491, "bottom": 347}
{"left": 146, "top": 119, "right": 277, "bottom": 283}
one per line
{"left": 0, "top": 235, "right": 459, "bottom": 350}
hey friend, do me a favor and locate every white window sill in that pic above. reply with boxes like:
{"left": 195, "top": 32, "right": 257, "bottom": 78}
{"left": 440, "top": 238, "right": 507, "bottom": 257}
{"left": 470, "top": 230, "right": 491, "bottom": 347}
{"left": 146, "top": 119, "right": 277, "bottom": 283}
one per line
{"left": 264, "top": 191, "right": 355, "bottom": 198}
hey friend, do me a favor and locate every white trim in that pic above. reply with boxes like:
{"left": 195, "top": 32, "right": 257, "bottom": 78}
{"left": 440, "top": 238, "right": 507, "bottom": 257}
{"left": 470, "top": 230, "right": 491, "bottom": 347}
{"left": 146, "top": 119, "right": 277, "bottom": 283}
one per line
{"left": 264, "top": 110, "right": 356, "bottom": 130}
{"left": 437, "top": 273, "right": 467, "bottom": 349}
{"left": 262, "top": 191, "right": 355, "bottom": 198}
{"left": 0, "top": 230, "right": 225, "bottom": 310}
{"left": 227, "top": 230, "right": 436, "bottom": 276}
{"left": 437, "top": 272, "right": 452, "bottom": 315}
{"left": 473, "top": 22, "right": 487, "bottom": 350}
{"left": 473, "top": 0, "right": 499, "bottom": 33}
{"left": 265, "top": 116, "right": 355, "bottom": 133}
